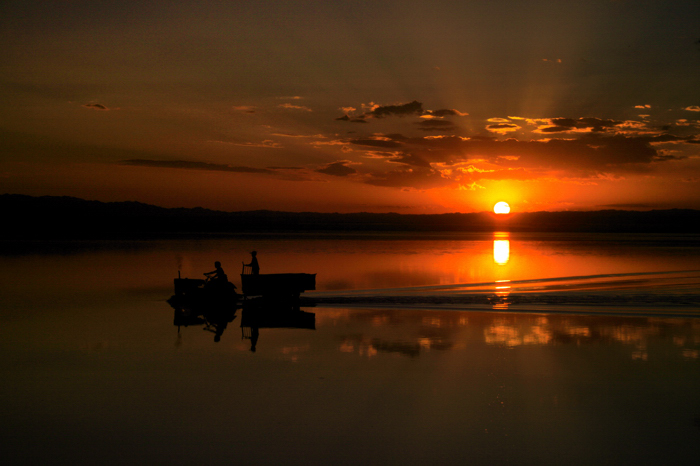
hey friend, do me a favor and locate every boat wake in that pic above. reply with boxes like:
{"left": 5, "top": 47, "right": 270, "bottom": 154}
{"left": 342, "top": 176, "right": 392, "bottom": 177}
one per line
{"left": 304, "top": 270, "right": 700, "bottom": 317}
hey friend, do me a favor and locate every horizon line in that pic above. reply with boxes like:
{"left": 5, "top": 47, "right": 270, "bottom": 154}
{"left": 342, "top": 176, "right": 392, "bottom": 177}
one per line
{"left": 3, "top": 193, "right": 699, "bottom": 216}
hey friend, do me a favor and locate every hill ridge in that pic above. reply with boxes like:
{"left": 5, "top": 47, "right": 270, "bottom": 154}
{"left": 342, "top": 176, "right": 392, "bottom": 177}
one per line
{"left": 2, "top": 193, "right": 698, "bottom": 238}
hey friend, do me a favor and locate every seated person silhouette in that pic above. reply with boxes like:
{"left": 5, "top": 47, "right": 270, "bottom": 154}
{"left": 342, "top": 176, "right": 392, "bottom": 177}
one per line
{"left": 204, "top": 261, "right": 228, "bottom": 284}
{"left": 245, "top": 251, "right": 260, "bottom": 275}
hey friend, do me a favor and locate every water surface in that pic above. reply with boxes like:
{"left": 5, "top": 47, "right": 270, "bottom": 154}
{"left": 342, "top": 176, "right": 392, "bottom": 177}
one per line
{"left": 1, "top": 233, "right": 699, "bottom": 464}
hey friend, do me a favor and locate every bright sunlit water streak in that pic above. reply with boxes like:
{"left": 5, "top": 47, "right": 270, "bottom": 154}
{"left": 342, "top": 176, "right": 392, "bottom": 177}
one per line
{"left": 307, "top": 269, "right": 700, "bottom": 296}
{"left": 493, "top": 239, "right": 510, "bottom": 264}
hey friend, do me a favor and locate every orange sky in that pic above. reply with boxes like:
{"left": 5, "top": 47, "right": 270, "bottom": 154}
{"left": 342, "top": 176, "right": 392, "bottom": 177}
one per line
{"left": 1, "top": 1, "right": 699, "bottom": 213}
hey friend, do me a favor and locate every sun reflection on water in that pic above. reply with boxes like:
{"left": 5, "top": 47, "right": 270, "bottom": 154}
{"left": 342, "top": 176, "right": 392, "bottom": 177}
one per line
{"left": 492, "top": 233, "right": 512, "bottom": 308}
{"left": 493, "top": 239, "right": 510, "bottom": 265}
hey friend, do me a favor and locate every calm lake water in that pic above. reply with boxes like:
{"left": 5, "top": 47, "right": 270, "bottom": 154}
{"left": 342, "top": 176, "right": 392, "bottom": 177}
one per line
{"left": 1, "top": 233, "right": 699, "bottom": 464}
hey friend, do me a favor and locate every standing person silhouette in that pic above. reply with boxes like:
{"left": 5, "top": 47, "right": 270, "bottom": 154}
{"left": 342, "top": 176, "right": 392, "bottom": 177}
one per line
{"left": 245, "top": 251, "right": 260, "bottom": 275}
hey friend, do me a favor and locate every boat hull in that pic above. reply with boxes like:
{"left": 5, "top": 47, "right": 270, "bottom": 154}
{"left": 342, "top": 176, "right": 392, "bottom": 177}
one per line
{"left": 240, "top": 273, "right": 316, "bottom": 298}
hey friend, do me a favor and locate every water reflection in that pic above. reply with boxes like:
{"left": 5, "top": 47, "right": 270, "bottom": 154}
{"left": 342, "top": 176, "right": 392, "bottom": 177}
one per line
{"left": 173, "top": 306, "right": 237, "bottom": 342}
{"left": 492, "top": 233, "right": 511, "bottom": 308}
{"left": 493, "top": 236, "right": 510, "bottom": 265}
{"left": 240, "top": 301, "right": 315, "bottom": 352}
{"left": 168, "top": 274, "right": 241, "bottom": 342}
{"left": 4, "top": 235, "right": 700, "bottom": 465}
{"left": 319, "top": 308, "right": 700, "bottom": 361}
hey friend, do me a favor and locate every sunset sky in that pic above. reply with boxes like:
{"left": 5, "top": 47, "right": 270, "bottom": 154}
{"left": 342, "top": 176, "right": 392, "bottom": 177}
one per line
{"left": 2, "top": 0, "right": 699, "bottom": 213}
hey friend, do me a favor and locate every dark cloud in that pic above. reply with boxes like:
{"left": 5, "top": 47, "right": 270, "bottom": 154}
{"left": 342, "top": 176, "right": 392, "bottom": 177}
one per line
{"left": 120, "top": 159, "right": 272, "bottom": 173}
{"left": 383, "top": 133, "right": 411, "bottom": 142}
{"left": 336, "top": 114, "right": 368, "bottom": 123}
{"left": 232, "top": 106, "right": 256, "bottom": 113}
{"left": 332, "top": 106, "right": 696, "bottom": 190}
{"left": 364, "top": 167, "right": 449, "bottom": 189}
{"left": 539, "top": 126, "right": 570, "bottom": 133}
{"left": 653, "top": 153, "right": 687, "bottom": 161}
{"left": 336, "top": 101, "right": 467, "bottom": 123}
{"left": 647, "top": 134, "right": 690, "bottom": 144}
{"left": 353, "top": 133, "right": 671, "bottom": 178}
{"left": 487, "top": 123, "right": 518, "bottom": 129}
{"left": 350, "top": 138, "right": 403, "bottom": 148}
{"left": 369, "top": 100, "right": 424, "bottom": 118}
{"left": 316, "top": 161, "right": 356, "bottom": 177}
{"left": 430, "top": 109, "right": 467, "bottom": 117}
{"left": 542, "top": 117, "right": 623, "bottom": 133}
{"left": 82, "top": 103, "right": 108, "bottom": 110}
{"left": 416, "top": 120, "right": 457, "bottom": 132}
{"left": 471, "top": 167, "right": 537, "bottom": 181}
{"left": 392, "top": 152, "right": 432, "bottom": 168}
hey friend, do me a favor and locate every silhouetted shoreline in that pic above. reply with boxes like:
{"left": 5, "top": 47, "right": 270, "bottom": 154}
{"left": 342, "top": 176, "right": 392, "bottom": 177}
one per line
{"left": 2, "top": 193, "right": 699, "bottom": 239}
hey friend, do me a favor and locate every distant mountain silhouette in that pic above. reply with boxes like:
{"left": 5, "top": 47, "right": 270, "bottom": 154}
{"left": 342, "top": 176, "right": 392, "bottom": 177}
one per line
{"left": 1, "top": 193, "right": 698, "bottom": 239}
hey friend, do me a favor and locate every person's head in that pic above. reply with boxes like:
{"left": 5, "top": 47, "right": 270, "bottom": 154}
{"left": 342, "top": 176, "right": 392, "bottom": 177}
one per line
{"left": 214, "top": 261, "right": 221, "bottom": 268}
{"left": 251, "top": 251, "right": 257, "bottom": 256}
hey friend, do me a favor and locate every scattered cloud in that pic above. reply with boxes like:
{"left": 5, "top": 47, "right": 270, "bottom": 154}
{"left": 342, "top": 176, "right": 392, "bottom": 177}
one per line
{"left": 336, "top": 100, "right": 467, "bottom": 128}
{"left": 272, "top": 132, "right": 326, "bottom": 139}
{"left": 429, "top": 108, "right": 468, "bottom": 117}
{"left": 120, "top": 159, "right": 272, "bottom": 173}
{"left": 534, "top": 117, "right": 624, "bottom": 133}
{"left": 684, "top": 106, "right": 700, "bottom": 112}
{"left": 340, "top": 132, "right": 686, "bottom": 190}
{"left": 350, "top": 138, "right": 403, "bottom": 149}
{"left": 316, "top": 161, "right": 357, "bottom": 177}
{"left": 416, "top": 120, "right": 458, "bottom": 132}
{"left": 309, "top": 139, "right": 348, "bottom": 147}
{"left": 82, "top": 103, "right": 109, "bottom": 111}
{"left": 487, "top": 123, "right": 520, "bottom": 134}
{"left": 279, "top": 103, "right": 312, "bottom": 112}
{"left": 336, "top": 114, "right": 368, "bottom": 123}
{"left": 361, "top": 151, "right": 402, "bottom": 160}
{"left": 363, "top": 167, "right": 449, "bottom": 189}
{"left": 232, "top": 105, "right": 256, "bottom": 113}
{"left": 369, "top": 100, "right": 424, "bottom": 118}
{"left": 209, "top": 139, "right": 282, "bottom": 148}
{"left": 459, "top": 182, "right": 485, "bottom": 191}
{"left": 124, "top": 99, "right": 700, "bottom": 192}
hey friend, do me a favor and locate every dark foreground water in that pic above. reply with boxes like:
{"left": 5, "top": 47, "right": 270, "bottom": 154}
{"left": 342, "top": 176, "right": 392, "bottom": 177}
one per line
{"left": 1, "top": 233, "right": 699, "bottom": 464}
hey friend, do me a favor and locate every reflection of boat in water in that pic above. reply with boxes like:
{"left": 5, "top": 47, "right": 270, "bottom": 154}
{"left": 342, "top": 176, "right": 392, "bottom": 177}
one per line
{"left": 167, "top": 268, "right": 316, "bottom": 345}
{"left": 241, "top": 300, "right": 316, "bottom": 352}
{"left": 172, "top": 305, "right": 238, "bottom": 342}
{"left": 168, "top": 275, "right": 241, "bottom": 312}
{"left": 168, "top": 273, "right": 241, "bottom": 342}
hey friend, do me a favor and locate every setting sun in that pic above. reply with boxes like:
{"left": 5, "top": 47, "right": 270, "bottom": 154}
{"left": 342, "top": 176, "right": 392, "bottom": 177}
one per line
{"left": 494, "top": 201, "right": 511, "bottom": 214}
